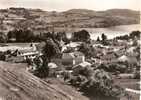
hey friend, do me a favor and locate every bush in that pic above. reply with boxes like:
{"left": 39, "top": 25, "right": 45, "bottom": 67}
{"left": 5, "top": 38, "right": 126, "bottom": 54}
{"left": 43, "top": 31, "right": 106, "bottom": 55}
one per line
{"left": 33, "top": 65, "right": 49, "bottom": 78}
{"left": 27, "top": 56, "right": 49, "bottom": 78}
{"left": 98, "top": 63, "right": 127, "bottom": 73}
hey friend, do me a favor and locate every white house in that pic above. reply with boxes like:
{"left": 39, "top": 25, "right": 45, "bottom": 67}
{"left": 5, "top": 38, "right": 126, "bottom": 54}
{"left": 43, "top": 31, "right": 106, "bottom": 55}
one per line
{"left": 62, "top": 51, "right": 85, "bottom": 66}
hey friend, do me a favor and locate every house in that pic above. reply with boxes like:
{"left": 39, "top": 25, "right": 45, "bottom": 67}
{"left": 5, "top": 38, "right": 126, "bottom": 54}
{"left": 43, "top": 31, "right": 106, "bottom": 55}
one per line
{"left": 17, "top": 49, "right": 40, "bottom": 58}
{"left": 62, "top": 51, "right": 85, "bottom": 66}
{"left": 100, "top": 52, "right": 118, "bottom": 63}
{"left": 18, "top": 43, "right": 42, "bottom": 58}
{"left": 117, "top": 40, "right": 128, "bottom": 46}
{"left": 118, "top": 55, "right": 138, "bottom": 64}
{"left": 91, "top": 57, "right": 102, "bottom": 64}
{"left": 48, "top": 62, "right": 59, "bottom": 77}
{"left": 10, "top": 44, "right": 42, "bottom": 61}
{"left": 126, "top": 47, "right": 138, "bottom": 57}
{"left": 4, "top": 47, "right": 41, "bottom": 63}
{"left": 62, "top": 42, "right": 82, "bottom": 52}
{"left": 118, "top": 55, "right": 128, "bottom": 62}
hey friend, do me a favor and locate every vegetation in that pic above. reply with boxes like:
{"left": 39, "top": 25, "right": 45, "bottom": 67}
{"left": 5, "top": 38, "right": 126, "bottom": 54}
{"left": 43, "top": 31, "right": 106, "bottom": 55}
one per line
{"left": 32, "top": 33, "right": 62, "bottom": 78}
{"left": 42, "top": 37, "right": 61, "bottom": 62}
{"left": 72, "top": 30, "right": 90, "bottom": 42}
{"left": 33, "top": 56, "right": 50, "bottom": 78}
{"left": 69, "top": 67, "right": 125, "bottom": 98}
{"left": 96, "top": 36, "right": 100, "bottom": 42}
{"left": 101, "top": 33, "right": 110, "bottom": 45}
{"left": 7, "top": 29, "right": 36, "bottom": 42}
{"left": 98, "top": 63, "right": 127, "bottom": 73}
{"left": 101, "top": 33, "right": 107, "bottom": 41}
{"left": 129, "top": 30, "right": 140, "bottom": 39}
{"left": 115, "top": 34, "right": 129, "bottom": 40}
{"left": 78, "top": 43, "right": 96, "bottom": 58}
{"left": 115, "top": 30, "right": 140, "bottom": 40}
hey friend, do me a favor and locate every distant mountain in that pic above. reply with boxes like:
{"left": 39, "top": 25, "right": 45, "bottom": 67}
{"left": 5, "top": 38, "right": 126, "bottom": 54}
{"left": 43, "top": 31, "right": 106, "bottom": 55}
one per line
{"left": 0, "top": 8, "right": 140, "bottom": 33}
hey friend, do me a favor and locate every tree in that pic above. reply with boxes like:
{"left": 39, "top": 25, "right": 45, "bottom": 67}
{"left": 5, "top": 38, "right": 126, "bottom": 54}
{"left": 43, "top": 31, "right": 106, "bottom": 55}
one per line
{"left": 115, "top": 35, "right": 129, "bottom": 40}
{"left": 7, "top": 30, "right": 16, "bottom": 40}
{"left": 33, "top": 56, "right": 49, "bottom": 78}
{"left": 15, "top": 29, "right": 34, "bottom": 42}
{"left": 33, "top": 38, "right": 61, "bottom": 78}
{"left": 7, "top": 29, "right": 35, "bottom": 42}
{"left": 72, "top": 30, "right": 90, "bottom": 42}
{"left": 78, "top": 43, "right": 96, "bottom": 58}
{"left": 132, "top": 39, "right": 138, "bottom": 46}
{"left": 129, "top": 31, "right": 140, "bottom": 39}
{"left": 101, "top": 33, "right": 107, "bottom": 41}
{"left": 96, "top": 36, "right": 100, "bottom": 42}
{"left": 101, "top": 33, "right": 110, "bottom": 45}
{"left": 42, "top": 38, "right": 61, "bottom": 62}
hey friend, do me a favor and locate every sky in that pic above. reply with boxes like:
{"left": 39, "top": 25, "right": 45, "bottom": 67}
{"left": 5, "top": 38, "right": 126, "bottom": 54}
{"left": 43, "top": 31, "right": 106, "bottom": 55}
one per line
{"left": 0, "top": 0, "right": 140, "bottom": 11}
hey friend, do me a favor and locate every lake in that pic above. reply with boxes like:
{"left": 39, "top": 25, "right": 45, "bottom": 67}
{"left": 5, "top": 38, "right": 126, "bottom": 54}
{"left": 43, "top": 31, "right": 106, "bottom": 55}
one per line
{"left": 55, "top": 24, "right": 141, "bottom": 40}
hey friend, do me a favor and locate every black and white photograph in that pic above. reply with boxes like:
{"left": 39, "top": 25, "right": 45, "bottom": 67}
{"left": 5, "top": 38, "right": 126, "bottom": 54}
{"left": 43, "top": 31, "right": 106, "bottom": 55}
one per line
{"left": 0, "top": 0, "right": 140, "bottom": 100}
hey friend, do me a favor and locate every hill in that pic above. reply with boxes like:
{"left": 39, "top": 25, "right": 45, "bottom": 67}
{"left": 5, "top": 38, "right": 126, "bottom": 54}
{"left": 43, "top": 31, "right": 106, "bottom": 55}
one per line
{"left": 0, "top": 8, "right": 140, "bottom": 33}
{"left": 0, "top": 61, "right": 89, "bottom": 100}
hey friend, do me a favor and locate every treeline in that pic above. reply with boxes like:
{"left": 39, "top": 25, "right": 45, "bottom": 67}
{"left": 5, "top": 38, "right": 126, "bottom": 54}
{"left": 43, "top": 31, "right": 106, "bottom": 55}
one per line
{"left": 0, "top": 29, "right": 91, "bottom": 43}
{"left": 0, "top": 29, "right": 140, "bottom": 43}
{"left": 0, "top": 29, "right": 68, "bottom": 43}
{"left": 115, "top": 31, "right": 140, "bottom": 40}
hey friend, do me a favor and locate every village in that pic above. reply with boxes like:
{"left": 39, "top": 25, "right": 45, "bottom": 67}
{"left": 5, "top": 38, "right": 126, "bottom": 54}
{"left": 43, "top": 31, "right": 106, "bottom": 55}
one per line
{"left": 0, "top": 29, "right": 140, "bottom": 100}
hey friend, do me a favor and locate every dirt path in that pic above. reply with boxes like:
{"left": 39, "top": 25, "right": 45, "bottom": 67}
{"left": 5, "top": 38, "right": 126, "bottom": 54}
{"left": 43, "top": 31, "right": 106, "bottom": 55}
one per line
{"left": 0, "top": 61, "right": 89, "bottom": 100}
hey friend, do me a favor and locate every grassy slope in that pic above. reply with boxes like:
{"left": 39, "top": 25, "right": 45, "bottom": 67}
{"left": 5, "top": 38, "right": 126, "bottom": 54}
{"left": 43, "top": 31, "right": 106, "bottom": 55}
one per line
{"left": 0, "top": 61, "right": 89, "bottom": 100}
